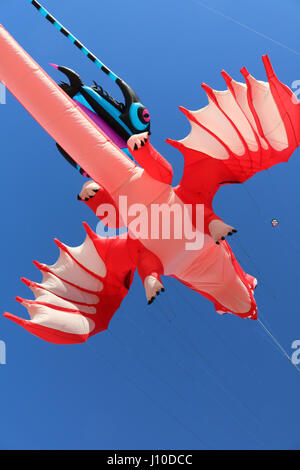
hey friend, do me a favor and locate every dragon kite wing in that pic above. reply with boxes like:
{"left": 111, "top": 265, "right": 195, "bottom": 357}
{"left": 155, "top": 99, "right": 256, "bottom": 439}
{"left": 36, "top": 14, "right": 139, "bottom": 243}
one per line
{"left": 167, "top": 55, "right": 300, "bottom": 210}
{"left": 4, "top": 224, "right": 135, "bottom": 344}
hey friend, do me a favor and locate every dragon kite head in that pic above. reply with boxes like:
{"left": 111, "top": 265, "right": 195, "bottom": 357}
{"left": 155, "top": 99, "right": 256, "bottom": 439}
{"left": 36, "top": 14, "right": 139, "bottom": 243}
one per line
{"left": 51, "top": 64, "right": 150, "bottom": 177}
{"left": 53, "top": 65, "right": 150, "bottom": 141}
{"left": 30, "top": 1, "right": 151, "bottom": 177}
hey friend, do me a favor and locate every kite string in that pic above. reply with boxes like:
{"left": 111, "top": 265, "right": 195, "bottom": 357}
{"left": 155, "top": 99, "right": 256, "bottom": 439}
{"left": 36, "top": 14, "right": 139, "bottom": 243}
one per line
{"left": 108, "top": 304, "right": 260, "bottom": 442}
{"left": 231, "top": 237, "right": 300, "bottom": 375}
{"left": 84, "top": 338, "right": 209, "bottom": 448}
{"left": 172, "top": 246, "right": 300, "bottom": 379}
{"left": 191, "top": 0, "right": 300, "bottom": 57}
{"left": 257, "top": 318, "right": 300, "bottom": 374}
{"left": 171, "top": 286, "right": 264, "bottom": 386}
{"left": 106, "top": 328, "right": 188, "bottom": 402}
{"left": 127, "top": 306, "right": 263, "bottom": 441}
{"left": 155, "top": 289, "right": 262, "bottom": 424}
{"left": 121, "top": 305, "right": 262, "bottom": 442}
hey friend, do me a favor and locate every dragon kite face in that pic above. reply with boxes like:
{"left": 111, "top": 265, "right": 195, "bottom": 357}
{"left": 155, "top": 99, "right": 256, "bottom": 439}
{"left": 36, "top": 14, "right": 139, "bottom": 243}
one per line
{"left": 55, "top": 65, "right": 150, "bottom": 141}
{"left": 53, "top": 65, "right": 150, "bottom": 177}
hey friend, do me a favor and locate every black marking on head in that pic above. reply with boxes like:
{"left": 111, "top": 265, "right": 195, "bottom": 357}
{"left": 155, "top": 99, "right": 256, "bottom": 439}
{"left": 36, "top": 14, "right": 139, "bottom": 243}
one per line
{"left": 91, "top": 81, "right": 125, "bottom": 112}
{"left": 57, "top": 66, "right": 83, "bottom": 98}
{"left": 88, "top": 53, "right": 97, "bottom": 62}
{"left": 60, "top": 28, "right": 69, "bottom": 37}
{"left": 32, "top": 0, "right": 41, "bottom": 10}
{"left": 74, "top": 40, "right": 83, "bottom": 50}
{"left": 101, "top": 66, "right": 110, "bottom": 75}
{"left": 116, "top": 77, "right": 140, "bottom": 110}
{"left": 46, "top": 14, "right": 55, "bottom": 24}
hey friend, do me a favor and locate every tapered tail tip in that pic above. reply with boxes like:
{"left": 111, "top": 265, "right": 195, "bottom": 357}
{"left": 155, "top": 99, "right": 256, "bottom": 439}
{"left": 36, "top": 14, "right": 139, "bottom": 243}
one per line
{"left": 49, "top": 63, "right": 59, "bottom": 69}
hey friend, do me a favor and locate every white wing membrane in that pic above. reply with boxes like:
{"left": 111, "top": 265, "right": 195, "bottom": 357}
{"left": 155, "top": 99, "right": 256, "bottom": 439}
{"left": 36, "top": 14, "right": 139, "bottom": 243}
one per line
{"left": 179, "top": 67, "right": 289, "bottom": 160}
{"left": 15, "top": 228, "right": 106, "bottom": 337}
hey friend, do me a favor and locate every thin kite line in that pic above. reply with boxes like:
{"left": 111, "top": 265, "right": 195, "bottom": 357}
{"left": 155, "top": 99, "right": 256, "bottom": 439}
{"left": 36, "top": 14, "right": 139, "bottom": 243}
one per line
{"left": 257, "top": 319, "right": 300, "bottom": 374}
{"left": 191, "top": 0, "right": 300, "bottom": 57}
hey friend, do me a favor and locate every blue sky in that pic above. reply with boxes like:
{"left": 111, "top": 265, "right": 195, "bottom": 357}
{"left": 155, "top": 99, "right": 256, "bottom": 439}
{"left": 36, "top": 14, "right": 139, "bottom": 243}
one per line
{"left": 0, "top": 0, "right": 300, "bottom": 450}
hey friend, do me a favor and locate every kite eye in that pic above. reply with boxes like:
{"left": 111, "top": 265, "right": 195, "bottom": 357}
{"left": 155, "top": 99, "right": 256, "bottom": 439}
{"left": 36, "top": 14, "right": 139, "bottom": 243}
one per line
{"left": 138, "top": 106, "right": 150, "bottom": 124}
{"left": 142, "top": 108, "right": 150, "bottom": 123}
{"left": 129, "top": 103, "right": 151, "bottom": 131}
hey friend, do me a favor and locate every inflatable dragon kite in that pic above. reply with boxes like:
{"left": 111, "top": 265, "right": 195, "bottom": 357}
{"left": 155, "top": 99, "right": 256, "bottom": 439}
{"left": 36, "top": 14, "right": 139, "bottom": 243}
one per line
{"left": 2, "top": 2, "right": 300, "bottom": 343}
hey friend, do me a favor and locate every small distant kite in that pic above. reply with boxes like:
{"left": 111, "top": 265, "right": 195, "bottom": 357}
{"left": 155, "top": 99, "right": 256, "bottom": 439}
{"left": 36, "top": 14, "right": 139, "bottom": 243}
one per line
{"left": 271, "top": 219, "right": 279, "bottom": 227}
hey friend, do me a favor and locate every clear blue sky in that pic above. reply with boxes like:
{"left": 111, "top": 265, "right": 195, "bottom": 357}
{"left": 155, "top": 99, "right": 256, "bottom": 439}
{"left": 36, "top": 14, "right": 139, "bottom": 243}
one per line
{"left": 0, "top": 0, "right": 300, "bottom": 450}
